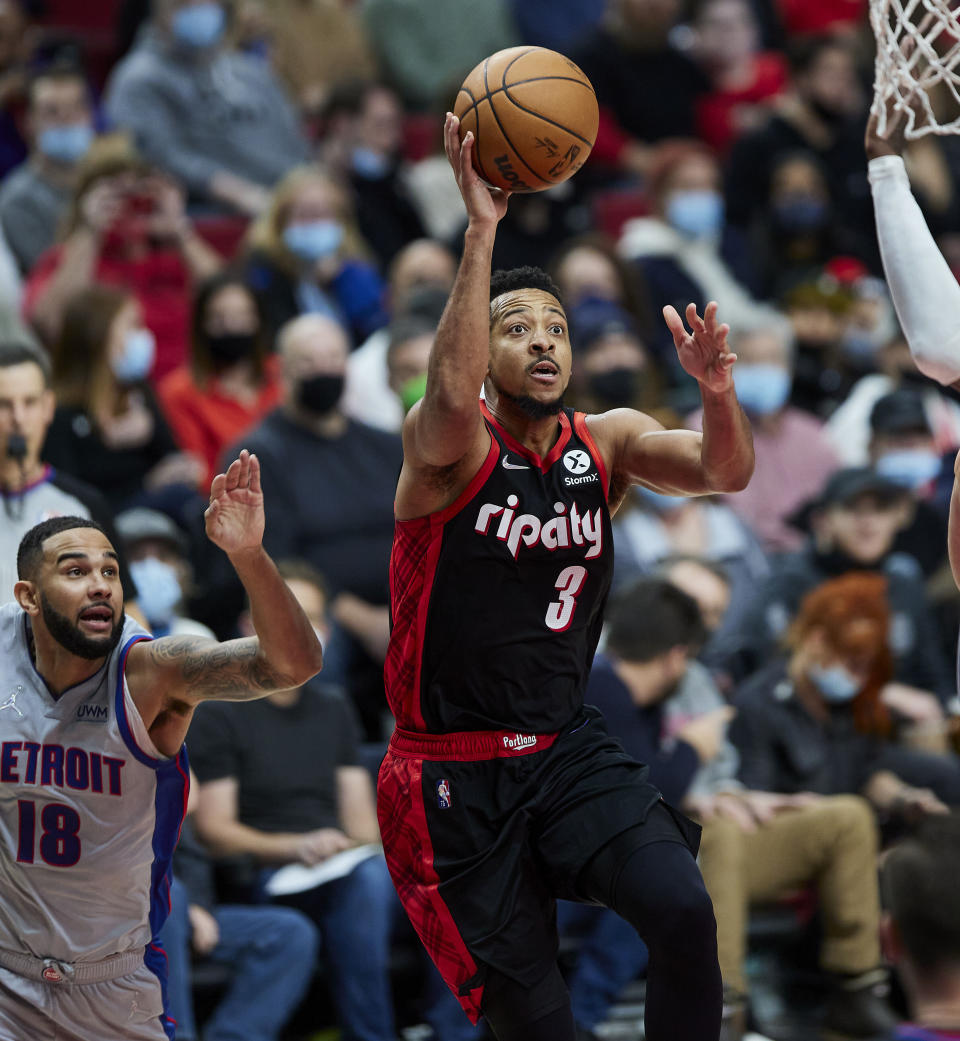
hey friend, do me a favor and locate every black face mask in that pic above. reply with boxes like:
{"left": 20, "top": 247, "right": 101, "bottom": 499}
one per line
{"left": 588, "top": 368, "right": 642, "bottom": 407}
{"left": 206, "top": 332, "right": 258, "bottom": 364}
{"left": 297, "top": 373, "right": 344, "bottom": 416}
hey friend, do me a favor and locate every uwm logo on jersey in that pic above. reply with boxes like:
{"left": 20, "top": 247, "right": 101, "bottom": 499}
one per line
{"left": 473, "top": 494, "right": 603, "bottom": 561}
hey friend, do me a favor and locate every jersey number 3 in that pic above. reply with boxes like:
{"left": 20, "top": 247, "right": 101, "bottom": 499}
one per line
{"left": 546, "top": 565, "right": 588, "bottom": 632}
{"left": 17, "top": 800, "right": 81, "bottom": 867}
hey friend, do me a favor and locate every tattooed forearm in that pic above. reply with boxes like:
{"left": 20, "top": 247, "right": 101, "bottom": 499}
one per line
{"left": 148, "top": 636, "right": 298, "bottom": 700}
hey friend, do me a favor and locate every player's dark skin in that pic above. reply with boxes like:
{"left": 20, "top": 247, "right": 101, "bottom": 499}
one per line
{"left": 395, "top": 113, "right": 755, "bottom": 523}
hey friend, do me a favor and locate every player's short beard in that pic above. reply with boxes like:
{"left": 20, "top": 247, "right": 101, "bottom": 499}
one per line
{"left": 40, "top": 594, "right": 124, "bottom": 661}
{"left": 489, "top": 376, "right": 564, "bottom": 419}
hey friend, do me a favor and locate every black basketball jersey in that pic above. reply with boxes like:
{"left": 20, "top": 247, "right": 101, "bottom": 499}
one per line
{"left": 385, "top": 403, "right": 614, "bottom": 734}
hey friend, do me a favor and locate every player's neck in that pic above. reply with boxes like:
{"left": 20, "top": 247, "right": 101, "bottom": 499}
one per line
{"left": 484, "top": 391, "right": 563, "bottom": 459}
{"left": 28, "top": 625, "right": 107, "bottom": 698}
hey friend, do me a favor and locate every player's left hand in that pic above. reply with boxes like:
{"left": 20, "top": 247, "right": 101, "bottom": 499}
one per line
{"left": 663, "top": 301, "right": 736, "bottom": 393}
{"left": 205, "top": 449, "right": 265, "bottom": 555}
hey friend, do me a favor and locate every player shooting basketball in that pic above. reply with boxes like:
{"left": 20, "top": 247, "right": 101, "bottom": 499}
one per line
{"left": 0, "top": 449, "right": 323, "bottom": 1040}
{"left": 376, "top": 112, "right": 754, "bottom": 1041}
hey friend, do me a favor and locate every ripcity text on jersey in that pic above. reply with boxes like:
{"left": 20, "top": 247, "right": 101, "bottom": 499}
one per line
{"left": 385, "top": 403, "right": 614, "bottom": 734}
{"left": 0, "top": 601, "right": 187, "bottom": 983}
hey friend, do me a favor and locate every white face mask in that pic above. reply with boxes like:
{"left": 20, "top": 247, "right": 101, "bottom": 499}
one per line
{"left": 129, "top": 557, "right": 182, "bottom": 625}
{"left": 111, "top": 328, "right": 156, "bottom": 384}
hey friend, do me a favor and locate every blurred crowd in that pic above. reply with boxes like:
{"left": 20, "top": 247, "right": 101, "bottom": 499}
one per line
{"left": 3, "top": 0, "right": 960, "bottom": 1039}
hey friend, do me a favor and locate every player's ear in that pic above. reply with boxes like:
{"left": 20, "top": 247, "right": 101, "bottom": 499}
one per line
{"left": 14, "top": 579, "right": 40, "bottom": 616}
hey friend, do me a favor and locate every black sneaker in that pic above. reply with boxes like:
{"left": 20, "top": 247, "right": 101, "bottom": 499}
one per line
{"left": 822, "top": 969, "right": 900, "bottom": 1040}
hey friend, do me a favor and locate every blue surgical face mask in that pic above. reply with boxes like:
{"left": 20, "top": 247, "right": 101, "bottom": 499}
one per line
{"left": 733, "top": 363, "right": 792, "bottom": 416}
{"left": 808, "top": 663, "right": 862, "bottom": 703}
{"left": 666, "top": 190, "right": 724, "bottom": 239}
{"left": 351, "top": 147, "right": 392, "bottom": 179}
{"left": 773, "top": 196, "right": 828, "bottom": 234}
{"left": 37, "top": 123, "right": 93, "bottom": 164}
{"left": 111, "top": 328, "right": 156, "bottom": 384}
{"left": 129, "top": 557, "right": 182, "bottom": 626}
{"left": 171, "top": 2, "right": 226, "bottom": 49}
{"left": 283, "top": 220, "right": 344, "bottom": 263}
{"left": 636, "top": 484, "right": 687, "bottom": 513}
{"left": 875, "top": 449, "right": 941, "bottom": 490}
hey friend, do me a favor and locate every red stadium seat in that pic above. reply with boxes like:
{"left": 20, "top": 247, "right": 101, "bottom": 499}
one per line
{"left": 590, "top": 187, "right": 651, "bottom": 240}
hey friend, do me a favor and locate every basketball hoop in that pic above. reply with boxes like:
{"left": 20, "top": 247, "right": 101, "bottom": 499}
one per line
{"left": 870, "top": 0, "right": 960, "bottom": 137}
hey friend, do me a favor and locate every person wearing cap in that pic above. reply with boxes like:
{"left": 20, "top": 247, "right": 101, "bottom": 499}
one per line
{"left": 867, "top": 389, "right": 949, "bottom": 578}
{"left": 114, "top": 506, "right": 212, "bottom": 640}
{"left": 0, "top": 341, "right": 137, "bottom": 607}
{"left": 731, "top": 466, "right": 955, "bottom": 711}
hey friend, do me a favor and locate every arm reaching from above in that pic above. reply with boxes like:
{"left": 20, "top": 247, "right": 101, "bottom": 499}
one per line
{"left": 867, "top": 106, "right": 960, "bottom": 387}
{"left": 125, "top": 450, "right": 325, "bottom": 756}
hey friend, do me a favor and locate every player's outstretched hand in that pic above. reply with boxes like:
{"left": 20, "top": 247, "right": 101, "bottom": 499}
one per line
{"left": 663, "top": 301, "right": 736, "bottom": 393}
{"left": 205, "top": 449, "right": 265, "bottom": 555}
{"left": 444, "top": 111, "right": 510, "bottom": 226}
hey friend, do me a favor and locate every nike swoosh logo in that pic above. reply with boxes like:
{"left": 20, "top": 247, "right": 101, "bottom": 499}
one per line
{"left": 502, "top": 455, "right": 530, "bottom": 470}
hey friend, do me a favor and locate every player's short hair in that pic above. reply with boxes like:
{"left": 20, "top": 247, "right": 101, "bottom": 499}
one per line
{"left": 605, "top": 577, "right": 706, "bottom": 663}
{"left": 881, "top": 814, "right": 960, "bottom": 971}
{"left": 17, "top": 517, "right": 108, "bottom": 581}
{"left": 0, "top": 341, "right": 52, "bottom": 386}
{"left": 489, "top": 267, "right": 563, "bottom": 306}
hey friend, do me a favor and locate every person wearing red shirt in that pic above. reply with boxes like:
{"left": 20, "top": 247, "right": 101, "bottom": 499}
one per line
{"left": 159, "top": 272, "right": 282, "bottom": 489}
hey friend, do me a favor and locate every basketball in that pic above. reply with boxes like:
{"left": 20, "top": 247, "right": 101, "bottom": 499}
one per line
{"left": 453, "top": 46, "right": 599, "bottom": 194}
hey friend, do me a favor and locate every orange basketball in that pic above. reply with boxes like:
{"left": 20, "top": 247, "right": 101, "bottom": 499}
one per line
{"left": 453, "top": 46, "right": 599, "bottom": 194}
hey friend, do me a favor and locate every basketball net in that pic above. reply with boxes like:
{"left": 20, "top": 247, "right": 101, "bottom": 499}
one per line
{"left": 870, "top": 0, "right": 960, "bottom": 137}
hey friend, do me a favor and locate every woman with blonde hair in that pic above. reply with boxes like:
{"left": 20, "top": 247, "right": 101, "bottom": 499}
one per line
{"left": 23, "top": 133, "right": 222, "bottom": 378}
{"left": 43, "top": 283, "right": 203, "bottom": 513}
{"left": 243, "top": 164, "right": 387, "bottom": 343}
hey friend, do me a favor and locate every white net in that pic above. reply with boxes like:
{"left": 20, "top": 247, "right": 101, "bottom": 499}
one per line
{"left": 871, "top": 0, "right": 960, "bottom": 137}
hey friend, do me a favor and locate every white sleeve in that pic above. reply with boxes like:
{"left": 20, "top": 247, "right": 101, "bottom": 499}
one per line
{"left": 869, "top": 154, "right": 960, "bottom": 385}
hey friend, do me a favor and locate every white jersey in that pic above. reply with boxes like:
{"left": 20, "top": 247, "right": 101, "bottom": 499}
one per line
{"left": 0, "top": 601, "right": 188, "bottom": 970}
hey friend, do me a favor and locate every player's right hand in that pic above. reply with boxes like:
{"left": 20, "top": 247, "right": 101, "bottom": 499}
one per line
{"left": 444, "top": 112, "right": 510, "bottom": 227}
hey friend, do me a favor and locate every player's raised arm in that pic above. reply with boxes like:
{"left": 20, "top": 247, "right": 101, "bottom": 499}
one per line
{"left": 404, "top": 113, "right": 510, "bottom": 470}
{"left": 867, "top": 101, "right": 960, "bottom": 387}
{"left": 593, "top": 302, "right": 754, "bottom": 497}
{"left": 126, "top": 451, "right": 324, "bottom": 740}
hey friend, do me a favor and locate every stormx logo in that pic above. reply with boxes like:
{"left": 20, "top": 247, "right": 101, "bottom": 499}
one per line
{"left": 76, "top": 704, "right": 108, "bottom": 723}
{"left": 562, "top": 449, "right": 598, "bottom": 487}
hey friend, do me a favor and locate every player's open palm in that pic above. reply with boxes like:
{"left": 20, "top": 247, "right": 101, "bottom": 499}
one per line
{"left": 663, "top": 301, "right": 736, "bottom": 394}
{"left": 205, "top": 449, "right": 265, "bottom": 554}
{"left": 444, "top": 112, "right": 509, "bottom": 226}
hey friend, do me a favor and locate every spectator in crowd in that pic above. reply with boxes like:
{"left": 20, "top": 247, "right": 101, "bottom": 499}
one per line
{"left": 550, "top": 232, "right": 654, "bottom": 340}
{"left": 360, "top": 0, "right": 519, "bottom": 112}
{"left": 22, "top": 133, "right": 223, "bottom": 378}
{"left": 243, "top": 165, "right": 387, "bottom": 344}
{"left": 617, "top": 140, "right": 765, "bottom": 377}
{"left": 688, "top": 315, "right": 840, "bottom": 552}
{"left": 158, "top": 270, "right": 281, "bottom": 488}
{"left": 565, "top": 578, "right": 897, "bottom": 1040}
{"left": 736, "top": 467, "right": 954, "bottom": 702}
{"left": 224, "top": 313, "right": 401, "bottom": 737}
{"left": 382, "top": 313, "right": 434, "bottom": 424}
{"left": 567, "top": 296, "right": 663, "bottom": 415}
{"left": 573, "top": 0, "right": 710, "bottom": 176}
{"left": 691, "top": 0, "right": 788, "bottom": 155}
{"left": 731, "top": 572, "right": 960, "bottom": 812}
{"left": 189, "top": 561, "right": 475, "bottom": 1041}
{"left": 878, "top": 814, "right": 960, "bottom": 1041}
{"left": 0, "top": 62, "right": 96, "bottom": 274}
{"left": 104, "top": 0, "right": 309, "bottom": 216}
{"left": 0, "top": 0, "right": 34, "bottom": 178}
{"left": 725, "top": 35, "right": 873, "bottom": 260}
{"left": 343, "top": 237, "right": 455, "bottom": 431}
{"left": 42, "top": 283, "right": 204, "bottom": 514}
{"left": 319, "top": 79, "right": 427, "bottom": 269}
{"left": 0, "top": 340, "right": 135, "bottom": 603}
{"left": 114, "top": 505, "right": 213, "bottom": 638}
{"left": 865, "top": 389, "right": 950, "bottom": 578}
{"left": 510, "top": 0, "right": 606, "bottom": 52}
{"left": 160, "top": 809, "right": 319, "bottom": 1041}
